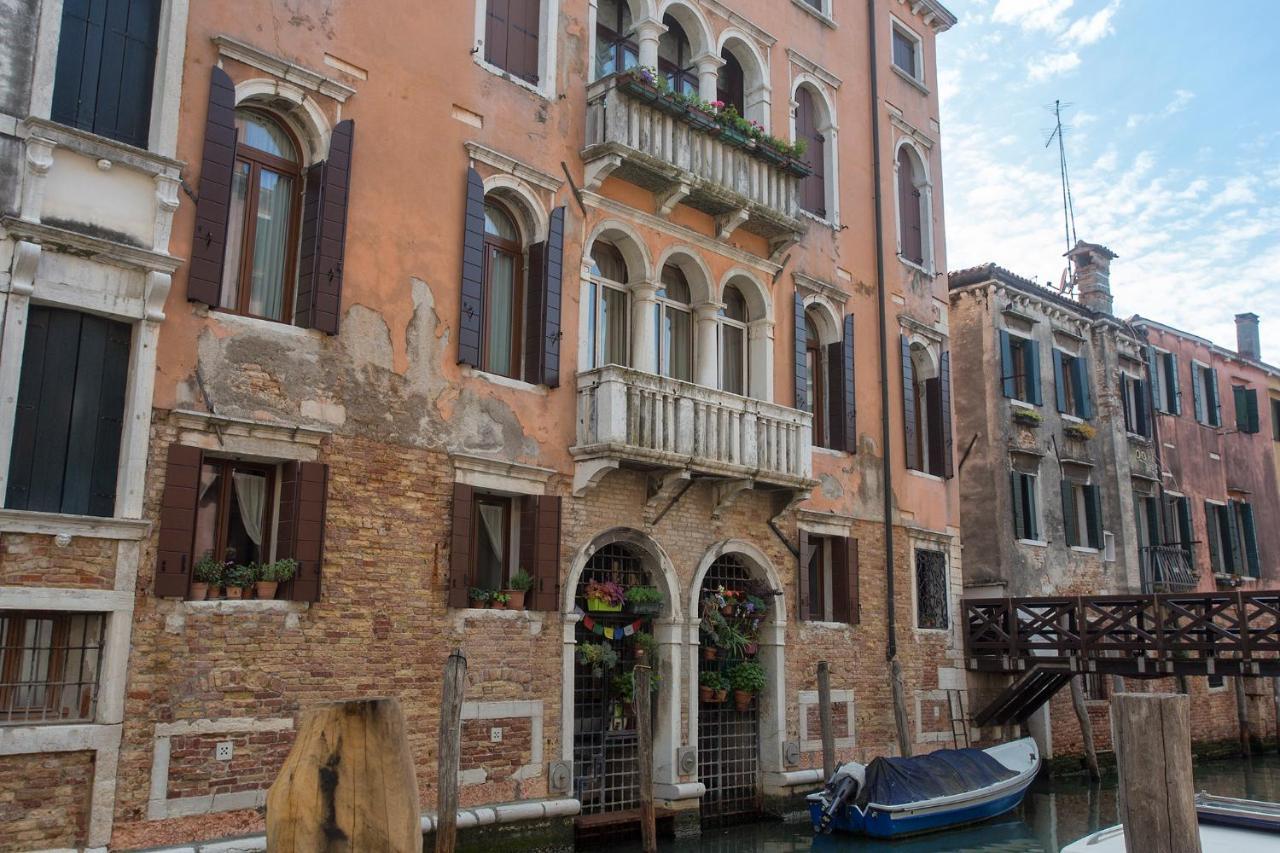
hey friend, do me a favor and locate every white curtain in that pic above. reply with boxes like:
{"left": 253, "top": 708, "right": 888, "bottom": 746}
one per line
{"left": 249, "top": 169, "right": 293, "bottom": 321}
{"left": 232, "top": 472, "right": 266, "bottom": 547}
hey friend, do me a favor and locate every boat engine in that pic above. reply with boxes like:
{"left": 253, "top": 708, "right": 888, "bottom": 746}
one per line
{"left": 817, "top": 762, "right": 866, "bottom": 833}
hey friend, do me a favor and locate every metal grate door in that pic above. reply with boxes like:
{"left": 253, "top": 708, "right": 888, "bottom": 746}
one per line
{"left": 697, "top": 555, "right": 763, "bottom": 826}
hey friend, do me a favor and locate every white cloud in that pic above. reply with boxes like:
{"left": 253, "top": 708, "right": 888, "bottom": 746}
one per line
{"left": 1063, "top": 1, "right": 1120, "bottom": 45}
{"left": 1028, "top": 51, "right": 1080, "bottom": 81}
{"left": 992, "top": 0, "right": 1075, "bottom": 32}
{"left": 1125, "top": 89, "right": 1194, "bottom": 129}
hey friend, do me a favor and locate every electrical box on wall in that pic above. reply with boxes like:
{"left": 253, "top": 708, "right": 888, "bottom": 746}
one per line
{"left": 490, "top": 727, "right": 503, "bottom": 743}
{"left": 215, "top": 741, "right": 233, "bottom": 761}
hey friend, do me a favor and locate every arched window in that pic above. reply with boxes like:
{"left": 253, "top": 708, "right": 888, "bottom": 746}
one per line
{"left": 221, "top": 110, "right": 303, "bottom": 322}
{"left": 795, "top": 87, "right": 826, "bottom": 218}
{"left": 719, "top": 284, "right": 748, "bottom": 395}
{"left": 586, "top": 240, "right": 629, "bottom": 367}
{"left": 594, "top": 0, "right": 638, "bottom": 79}
{"left": 657, "top": 264, "right": 693, "bottom": 381}
{"left": 805, "top": 312, "right": 827, "bottom": 446}
{"left": 717, "top": 50, "right": 745, "bottom": 114}
{"left": 658, "top": 15, "right": 698, "bottom": 96}
{"left": 481, "top": 200, "right": 524, "bottom": 378}
{"left": 897, "top": 146, "right": 925, "bottom": 266}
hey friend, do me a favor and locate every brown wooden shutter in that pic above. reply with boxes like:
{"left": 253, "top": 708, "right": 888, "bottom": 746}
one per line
{"left": 155, "top": 444, "right": 202, "bottom": 597}
{"left": 520, "top": 495, "right": 561, "bottom": 611}
{"left": 187, "top": 67, "right": 238, "bottom": 306}
{"left": 939, "top": 350, "right": 954, "bottom": 478}
{"left": 898, "top": 148, "right": 923, "bottom": 264}
{"left": 295, "top": 119, "right": 354, "bottom": 335}
{"left": 458, "top": 168, "right": 485, "bottom": 367}
{"left": 448, "top": 483, "right": 475, "bottom": 608}
{"left": 277, "top": 461, "right": 328, "bottom": 603}
{"left": 796, "top": 88, "right": 825, "bottom": 217}
{"left": 523, "top": 206, "right": 564, "bottom": 387}
{"left": 793, "top": 293, "right": 808, "bottom": 412}
{"left": 797, "top": 528, "right": 811, "bottom": 622}
{"left": 901, "top": 335, "right": 919, "bottom": 471}
{"left": 485, "top": 0, "right": 540, "bottom": 83}
{"left": 830, "top": 537, "right": 859, "bottom": 625}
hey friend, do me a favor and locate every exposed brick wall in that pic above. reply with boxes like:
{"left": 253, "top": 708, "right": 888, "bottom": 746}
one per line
{"left": 0, "top": 532, "right": 116, "bottom": 589}
{"left": 461, "top": 717, "right": 532, "bottom": 782}
{"left": 0, "top": 751, "right": 93, "bottom": 852}
{"left": 166, "top": 730, "right": 295, "bottom": 801}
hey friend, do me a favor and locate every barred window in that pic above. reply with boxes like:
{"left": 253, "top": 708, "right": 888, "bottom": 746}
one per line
{"left": 915, "top": 548, "right": 948, "bottom": 630}
{"left": 1, "top": 612, "right": 105, "bottom": 725}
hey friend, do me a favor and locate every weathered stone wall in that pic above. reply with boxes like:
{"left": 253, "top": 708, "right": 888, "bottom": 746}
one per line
{"left": 0, "top": 750, "right": 94, "bottom": 852}
{"left": 0, "top": 533, "right": 117, "bottom": 589}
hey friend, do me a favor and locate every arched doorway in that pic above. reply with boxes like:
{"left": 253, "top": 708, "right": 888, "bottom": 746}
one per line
{"left": 572, "top": 542, "right": 663, "bottom": 817}
{"left": 696, "top": 553, "right": 773, "bottom": 825}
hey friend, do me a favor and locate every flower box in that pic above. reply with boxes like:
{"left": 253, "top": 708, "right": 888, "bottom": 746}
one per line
{"left": 588, "top": 595, "right": 623, "bottom": 612}
{"left": 755, "top": 145, "right": 788, "bottom": 166}
{"left": 629, "top": 600, "right": 663, "bottom": 617}
{"left": 783, "top": 157, "right": 813, "bottom": 178}
{"left": 718, "top": 126, "right": 755, "bottom": 150}
{"left": 617, "top": 74, "right": 661, "bottom": 103}
{"left": 685, "top": 107, "right": 720, "bottom": 134}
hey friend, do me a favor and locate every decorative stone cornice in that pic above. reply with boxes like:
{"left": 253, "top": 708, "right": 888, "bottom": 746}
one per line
{"left": 213, "top": 34, "right": 356, "bottom": 102}
{"left": 894, "top": 0, "right": 958, "bottom": 32}
{"left": 899, "top": 313, "right": 945, "bottom": 343}
{"left": 451, "top": 452, "right": 556, "bottom": 495}
{"left": 700, "top": 0, "right": 777, "bottom": 46}
{"left": 170, "top": 410, "right": 331, "bottom": 445}
{"left": 793, "top": 272, "right": 850, "bottom": 307}
{"left": 20, "top": 117, "right": 184, "bottom": 176}
{"left": 1, "top": 217, "right": 183, "bottom": 274}
{"left": 465, "top": 142, "right": 563, "bottom": 193}
{"left": 786, "top": 49, "right": 842, "bottom": 90}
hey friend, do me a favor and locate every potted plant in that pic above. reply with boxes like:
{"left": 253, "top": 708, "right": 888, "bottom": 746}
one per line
{"left": 224, "top": 563, "right": 255, "bottom": 600}
{"left": 633, "top": 631, "right": 659, "bottom": 662}
{"left": 718, "top": 623, "right": 750, "bottom": 660}
{"left": 255, "top": 558, "right": 297, "bottom": 601}
{"left": 1064, "top": 422, "right": 1096, "bottom": 441}
{"left": 505, "top": 569, "right": 534, "bottom": 611}
{"left": 625, "top": 585, "right": 663, "bottom": 616}
{"left": 491, "top": 591, "right": 511, "bottom": 610}
{"left": 585, "top": 579, "right": 625, "bottom": 612}
{"left": 699, "top": 670, "right": 725, "bottom": 704}
{"left": 702, "top": 644, "right": 718, "bottom": 661}
{"left": 467, "top": 587, "right": 491, "bottom": 609}
{"left": 1012, "top": 408, "right": 1043, "bottom": 428}
{"left": 728, "top": 661, "right": 766, "bottom": 712}
{"left": 191, "top": 554, "right": 223, "bottom": 601}
{"left": 617, "top": 65, "right": 663, "bottom": 102}
{"left": 577, "top": 641, "right": 619, "bottom": 678}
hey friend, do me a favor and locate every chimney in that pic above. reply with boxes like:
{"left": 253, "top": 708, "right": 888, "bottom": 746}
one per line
{"left": 1236, "top": 312, "right": 1261, "bottom": 361}
{"left": 1066, "top": 240, "right": 1119, "bottom": 315}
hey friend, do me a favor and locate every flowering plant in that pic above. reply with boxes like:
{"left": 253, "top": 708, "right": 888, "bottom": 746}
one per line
{"left": 585, "top": 579, "right": 626, "bottom": 606}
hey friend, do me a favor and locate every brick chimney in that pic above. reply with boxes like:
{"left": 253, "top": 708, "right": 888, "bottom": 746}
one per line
{"left": 1236, "top": 312, "right": 1261, "bottom": 361}
{"left": 1066, "top": 240, "right": 1119, "bottom": 316}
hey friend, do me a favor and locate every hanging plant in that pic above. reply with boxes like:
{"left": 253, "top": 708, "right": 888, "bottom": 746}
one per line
{"left": 577, "top": 641, "right": 619, "bottom": 678}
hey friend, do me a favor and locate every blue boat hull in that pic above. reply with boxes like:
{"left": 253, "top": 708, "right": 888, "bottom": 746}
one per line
{"left": 807, "top": 776, "right": 1033, "bottom": 839}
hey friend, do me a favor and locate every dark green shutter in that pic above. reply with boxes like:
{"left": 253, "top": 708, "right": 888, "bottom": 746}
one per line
{"left": 1168, "top": 353, "right": 1182, "bottom": 414}
{"left": 1084, "top": 485, "right": 1103, "bottom": 549}
{"left": 1062, "top": 480, "right": 1078, "bottom": 547}
{"left": 1192, "top": 364, "right": 1205, "bottom": 423}
{"left": 1235, "top": 386, "right": 1249, "bottom": 432}
{"left": 999, "top": 330, "right": 1015, "bottom": 398}
{"left": 1207, "top": 368, "right": 1221, "bottom": 426}
{"left": 793, "top": 293, "right": 808, "bottom": 412}
{"left": 1053, "top": 349, "right": 1068, "bottom": 413}
{"left": 1205, "top": 502, "right": 1221, "bottom": 571}
{"left": 1224, "top": 502, "right": 1242, "bottom": 573}
{"left": 1011, "top": 472, "right": 1026, "bottom": 540}
{"left": 1245, "top": 388, "right": 1260, "bottom": 434}
{"left": 1075, "top": 356, "right": 1094, "bottom": 419}
{"left": 1240, "top": 504, "right": 1260, "bottom": 578}
{"left": 1026, "top": 342, "right": 1043, "bottom": 406}
{"left": 1146, "top": 347, "right": 1163, "bottom": 413}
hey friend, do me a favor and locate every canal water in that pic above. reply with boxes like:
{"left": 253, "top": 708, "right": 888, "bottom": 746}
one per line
{"left": 610, "top": 754, "right": 1280, "bottom": 852}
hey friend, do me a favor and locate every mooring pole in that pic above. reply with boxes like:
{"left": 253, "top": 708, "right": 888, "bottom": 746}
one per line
{"left": 1235, "top": 675, "right": 1252, "bottom": 758}
{"left": 818, "top": 661, "right": 835, "bottom": 780}
{"left": 1112, "top": 693, "right": 1202, "bottom": 853}
{"left": 635, "top": 664, "right": 657, "bottom": 853}
{"left": 1069, "top": 675, "right": 1100, "bottom": 780}
{"left": 436, "top": 649, "right": 468, "bottom": 853}
{"left": 1273, "top": 676, "right": 1280, "bottom": 752}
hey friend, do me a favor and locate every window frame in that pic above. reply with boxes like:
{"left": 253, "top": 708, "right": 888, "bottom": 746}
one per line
{"left": 192, "top": 457, "right": 278, "bottom": 577}
{"left": 794, "top": 86, "right": 827, "bottom": 220}
{"left": 470, "top": 492, "right": 515, "bottom": 591}
{"left": 593, "top": 0, "right": 639, "bottom": 80}
{"left": 890, "top": 19, "right": 924, "bottom": 84}
{"left": 1012, "top": 471, "right": 1041, "bottom": 543}
{"left": 914, "top": 547, "right": 949, "bottom": 632}
{"left": 0, "top": 611, "right": 104, "bottom": 725}
{"left": 806, "top": 534, "right": 832, "bottom": 622}
{"left": 1008, "top": 335, "right": 1033, "bottom": 403}
{"left": 480, "top": 201, "right": 527, "bottom": 380}
{"left": 658, "top": 14, "right": 699, "bottom": 96}
{"left": 655, "top": 264, "right": 694, "bottom": 382}
{"left": 805, "top": 315, "right": 828, "bottom": 448}
{"left": 718, "top": 287, "right": 750, "bottom": 396}
{"left": 585, "top": 277, "right": 629, "bottom": 370}
{"left": 473, "top": 0, "right": 559, "bottom": 98}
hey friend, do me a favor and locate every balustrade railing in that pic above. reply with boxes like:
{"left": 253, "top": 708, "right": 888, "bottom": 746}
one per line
{"left": 1140, "top": 545, "right": 1198, "bottom": 593}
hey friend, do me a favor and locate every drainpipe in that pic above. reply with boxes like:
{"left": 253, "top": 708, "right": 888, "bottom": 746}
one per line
{"left": 867, "top": 0, "right": 911, "bottom": 757}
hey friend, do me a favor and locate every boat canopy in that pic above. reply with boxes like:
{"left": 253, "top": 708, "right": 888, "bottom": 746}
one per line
{"left": 855, "top": 748, "right": 1018, "bottom": 809}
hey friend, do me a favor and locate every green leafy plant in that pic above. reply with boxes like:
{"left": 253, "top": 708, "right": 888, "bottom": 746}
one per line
{"left": 491, "top": 591, "right": 510, "bottom": 606}
{"left": 507, "top": 569, "right": 534, "bottom": 592}
{"left": 633, "top": 631, "right": 659, "bottom": 661}
{"left": 625, "top": 585, "right": 663, "bottom": 604}
{"left": 1064, "top": 422, "right": 1097, "bottom": 440}
{"left": 699, "top": 671, "right": 726, "bottom": 690}
{"left": 717, "top": 623, "right": 751, "bottom": 658}
{"left": 468, "top": 587, "right": 492, "bottom": 604}
{"left": 577, "top": 641, "right": 619, "bottom": 677}
{"left": 728, "top": 661, "right": 766, "bottom": 695}
{"left": 614, "top": 668, "right": 660, "bottom": 702}
{"left": 585, "top": 579, "right": 626, "bottom": 606}
{"left": 1012, "top": 408, "right": 1043, "bottom": 426}
{"left": 224, "top": 563, "right": 256, "bottom": 589}
{"left": 193, "top": 555, "right": 224, "bottom": 585}
{"left": 258, "top": 558, "right": 298, "bottom": 583}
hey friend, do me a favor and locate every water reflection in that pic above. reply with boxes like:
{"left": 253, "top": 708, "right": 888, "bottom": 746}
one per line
{"left": 607, "top": 754, "right": 1280, "bottom": 853}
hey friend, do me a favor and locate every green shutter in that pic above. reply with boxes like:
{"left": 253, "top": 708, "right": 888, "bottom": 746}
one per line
{"left": 1205, "top": 501, "right": 1221, "bottom": 571}
{"left": 1147, "top": 347, "right": 1164, "bottom": 413}
{"left": 1011, "top": 472, "right": 1026, "bottom": 540}
{"left": 1085, "top": 485, "right": 1103, "bottom": 549}
{"left": 1168, "top": 353, "right": 1182, "bottom": 414}
{"left": 1062, "top": 480, "right": 1078, "bottom": 547}
{"left": 1026, "top": 342, "right": 1043, "bottom": 406}
{"left": 999, "top": 330, "right": 1016, "bottom": 398}
{"left": 1224, "top": 502, "right": 1242, "bottom": 573}
{"left": 1235, "top": 386, "right": 1249, "bottom": 432}
{"left": 1053, "top": 350, "right": 1067, "bottom": 413}
{"left": 1075, "top": 356, "right": 1094, "bottom": 419}
{"left": 1177, "top": 498, "right": 1194, "bottom": 569}
{"left": 1246, "top": 388, "right": 1260, "bottom": 434}
{"left": 1240, "top": 503, "right": 1260, "bottom": 578}
{"left": 1192, "top": 364, "right": 1205, "bottom": 423}
{"left": 1208, "top": 368, "right": 1221, "bottom": 426}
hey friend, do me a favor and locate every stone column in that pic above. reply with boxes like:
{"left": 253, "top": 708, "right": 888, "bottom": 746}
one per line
{"left": 694, "top": 53, "right": 725, "bottom": 103}
{"left": 631, "top": 280, "right": 660, "bottom": 374}
{"left": 0, "top": 241, "right": 41, "bottom": 500}
{"left": 748, "top": 319, "right": 775, "bottom": 401}
{"left": 634, "top": 19, "right": 666, "bottom": 70}
{"left": 693, "top": 301, "right": 721, "bottom": 388}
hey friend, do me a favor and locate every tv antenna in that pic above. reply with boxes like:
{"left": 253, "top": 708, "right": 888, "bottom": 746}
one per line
{"left": 1044, "top": 99, "right": 1078, "bottom": 292}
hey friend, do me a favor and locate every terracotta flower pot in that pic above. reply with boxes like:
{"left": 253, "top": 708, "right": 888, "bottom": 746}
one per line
{"left": 468, "top": 597, "right": 486, "bottom": 609}
{"left": 208, "top": 586, "right": 222, "bottom": 599}
{"left": 225, "top": 586, "right": 243, "bottom": 600}
{"left": 189, "top": 583, "right": 208, "bottom": 601}
{"left": 699, "top": 685, "right": 715, "bottom": 703}
{"left": 720, "top": 605, "right": 735, "bottom": 617}
{"left": 493, "top": 599, "right": 508, "bottom": 610}
{"left": 715, "top": 689, "right": 728, "bottom": 703}
{"left": 732, "top": 690, "right": 753, "bottom": 713}
{"left": 703, "top": 646, "right": 718, "bottom": 661}
{"left": 745, "top": 642, "right": 759, "bottom": 657}
{"left": 634, "top": 647, "right": 647, "bottom": 661}
{"left": 504, "top": 589, "right": 526, "bottom": 610}
{"left": 255, "top": 581, "right": 278, "bottom": 600}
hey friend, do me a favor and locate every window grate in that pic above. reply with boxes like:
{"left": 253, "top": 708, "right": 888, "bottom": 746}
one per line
{"left": 915, "top": 549, "right": 949, "bottom": 630}
{"left": 0, "top": 612, "right": 105, "bottom": 725}
{"left": 698, "top": 555, "right": 763, "bottom": 826}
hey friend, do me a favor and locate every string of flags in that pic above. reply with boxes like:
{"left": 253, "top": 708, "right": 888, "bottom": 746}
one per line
{"left": 575, "top": 607, "right": 645, "bottom": 639}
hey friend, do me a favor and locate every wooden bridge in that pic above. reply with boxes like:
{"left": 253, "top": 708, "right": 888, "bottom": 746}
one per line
{"left": 963, "top": 591, "right": 1280, "bottom": 726}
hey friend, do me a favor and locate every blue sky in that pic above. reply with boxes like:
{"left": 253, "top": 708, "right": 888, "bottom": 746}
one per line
{"left": 938, "top": 0, "right": 1280, "bottom": 350}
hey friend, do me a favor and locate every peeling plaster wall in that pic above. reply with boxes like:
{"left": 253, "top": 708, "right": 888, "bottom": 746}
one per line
{"left": 0, "top": 0, "right": 37, "bottom": 215}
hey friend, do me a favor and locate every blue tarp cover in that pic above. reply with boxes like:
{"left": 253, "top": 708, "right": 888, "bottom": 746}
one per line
{"left": 855, "top": 748, "right": 1017, "bottom": 809}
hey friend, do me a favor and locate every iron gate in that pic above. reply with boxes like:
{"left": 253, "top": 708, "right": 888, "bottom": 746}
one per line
{"left": 697, "top": 555, "right": 763, "bottom": 826}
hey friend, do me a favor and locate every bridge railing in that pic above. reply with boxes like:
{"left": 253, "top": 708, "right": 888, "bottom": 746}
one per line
{"left": 964, "top": 592, "right": 1280, "bottom": 667}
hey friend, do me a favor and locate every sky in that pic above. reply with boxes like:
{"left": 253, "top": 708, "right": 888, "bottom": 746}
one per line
{"left": 937, "top": 0, "right": 1280, "bottom": 351}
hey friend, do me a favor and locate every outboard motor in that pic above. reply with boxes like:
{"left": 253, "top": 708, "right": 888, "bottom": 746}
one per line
{"left": 817, "top": 762, "right": 866, "bottom": 833}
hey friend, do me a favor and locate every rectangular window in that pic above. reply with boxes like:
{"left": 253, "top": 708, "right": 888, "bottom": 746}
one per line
{"left": 1084, "top": 671, "right": 1109, "bottom": 701}
{"left": 6, "top": 306, "right": 131, "bottom": 518}
{"left": 915, "top": 548, "right": 948, "bottom": 630}
{"left": 0, "top": 611, "right": 104, "bottom": 725}
{"left": 1000, "top": 332, "right": 1040, "bottom": 404}
{"left": 51, "top": 0, "right": 162, "bottom": 148}
{"left": 1122, "top": 374, "right": 1150, "bottom": 436}
{"left": 1204, "top": 501, "right": 1253, "bottom": 576}
{"left": 587, "top": 281, "right": 628, "bottom": 368}
{"left": 1207, "top": 674, "right": 1225, "bottom": 689}
{"left": 472, "top": 493, "right": 513, "bottom": 591}
{"left": 1158, "top": 351, "right": 1180, "bottom": 414}
{"left": 1063, "top": 481, "right": 1103, "bottom": 549}
{"left": 484, "top": 0, "right": 542, "bottom": 84}
{"left": 1273, "top": 399, "right": 1280, "bottom": 441}
{"left": 193, "top": 459, "right": 276, "bottom": 568}
{"left": 1011, "top": 471, "right": 1039, "bottom": 541}
{"left": 1233, "top": 385, "right": 1259, "bottom": 434}
{"left": 1193, "top": 363, "right": 1221, "bottom": 426}
{"left": 891, "top": 25, "right": 921, "bottom": 81}
{"left": 802, "top": 534, "right": 858, "bottom": 624}
{"left": 1053, "top": 350, "right": 1092, "bottom": 419}
{"left": 806, "top": 535, "right": 830, "bottom": 622}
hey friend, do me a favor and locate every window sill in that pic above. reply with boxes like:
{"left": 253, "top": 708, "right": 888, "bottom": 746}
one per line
{"left": 913, "top": 625, "right": 950, "bottom": 635}
{"left": 183, "top": 599, "right": 309, "bottom": 614}
{"left": 472, "top": 57, "right": 553, "bottom": 101}
{"left": 890, "top": 64, "right": 930, "bottom": 95}
{"left": 812, "top": 446, "right": 848, "bottom": 458}
{"left": 1010, "top": 399, "right": 1040, "bottom": 411}
{"left": 906, "top": 469, "right": 945, "bottom": 482}
{"left": 21, "top": 116, "right": 183, "bottom": 177}
{"left": 791, "top": 0, "right": 837, "bottom": 28}
{"left": 1062, "top": 413, "right": 1085, "bottom": 424}
{"left": 460, "top": 365, "right": 548, "bottom": 394}
{"left": 0, "top": 508, "right": 151, "bottom": 541}
{"left": 1016, "top": 539, "right": 1048, "bottom": 548}
{"left": 1126, "top": 433, "right": 1152, "bottom": 444}
{"left": 799, "top": 208, "right": 839, "bottom": 230}
{"left": 204, "top": 307, "right": 321, "bottom": 337}
{"left": 453, "top": 607, "right": 547, "bottom": 621}
{"left": 897, "top": 255, "right": 933, "bottom": 277}
{"left": 1069, "top": 546, "right": 1100, "bottom": 555}
{"left": 800, "top": 619, "right": 854, "bottom": 630}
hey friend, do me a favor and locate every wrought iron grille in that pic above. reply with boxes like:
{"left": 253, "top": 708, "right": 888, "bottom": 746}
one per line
{"left": 1140, "top": 545, "right": 1197, "bottom": 593}
{"left": 915, "top": 548, "right": 949, "bottom": 630}
{"left": 698, "top": 555, "right": 763, "bottom": 826}
{"left": 573, "top": 543, "right": 651, "bottom": 817}
{"left": 0, "top": 611, "right": 105, "bottom": 725}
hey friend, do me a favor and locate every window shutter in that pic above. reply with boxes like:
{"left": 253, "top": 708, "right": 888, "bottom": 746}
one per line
{"left": 1061, "top": 480, "right": 1078, "bottom": 547}
{"left": 523, "top": 206, "right": 565, "bottom": 387}
{"left": 485, "top": 0, "right": 511, "bottom": 72}
{"left": 999, "top": 330, "right": 1015, "bottom": 398}
{"left": 1052, "top": 350, "right": 1067, "bottom": 413}
{"left": 1169, "top": 354, "right": 1182, "bottom": 414}
{"left": 155, "top": 444, "right": 202, "bottom": 597}
{"left": 1011, "top": 472, "right": 1026, "bottom": 540}
{"left": 277, "top": 461, "right": 328, "bottom": 602}
{"left": 1192, "top": 365, "right": 1205, "bottom": 423}
{"left": 1026, "top": 342, "right": 1042, "bottom": 406}
{"left": 939, "top": 350, "right": 954, "bottom": 478}
{"left": 448, "top": 483, "right": 475, "bottom": 608}
{"left": 897, "top": 148, "right": 922, "bottom": 264}
{"left": 1135, "top": 378, "right": 1149, "bottom": 437}
{"left": 1234, "top": 386, "right": 1247, "bottom": 432}
{"left": 825, "top": 314, "right": 856, "bottom": 453}
{"left": 797, "top": 529, "right": 811, "bottom": 622}
{"left": 1146, "top": 348, "right": 1163, "bottom": 413}
{"left": 1075, "top": 356, "right": 1093, "bottom": 419}
{"left": 1242, "top": 388, "right": 1260, "bottom": 434}
{"left": 1240, "top": 504, "right": 1260, "bottom": 578}
{"left": 830, "top": 537, "right": 859, "bottom": 625}
{"left": 1205, "top": 502, "right": 1221, "bottom": 571}
{"left": 458, "top": 168, "right": 486, "bottom": 367}
{"left": 187, "top": 66, "right": 238, "bottom": 306}
{"left": 1177, "top": 498, "right": 1193, "bottom": 555}
{"left": 1085, "top": 485, "right": 1102, "bottom": 549}
{"left": 1224, "top": 503, "right": 1242, "bottom": 573}
{"left": 901, "top": 335, "right": 919, "bottom": 471}
{"left": 514, "top": 0, "right": 542, "bottom": 83}
{"left": 521, "top": 495, "right": 561, "bottom": 611}
{"left": 295, "top": 119, "right": 354, "bottom": 335}
{"left": 1121, "top": 378, "right": 1133, "bottom": 432}
{"left": 1208, "top": 368, "right": 1221, "bottom": 426}
{"left": 793, "top": 293, "right": 808, "bottom": 412}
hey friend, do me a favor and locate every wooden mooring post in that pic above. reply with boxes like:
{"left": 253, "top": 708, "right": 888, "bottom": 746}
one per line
{"left": 817, "top": 661, "right": 835, "bottom": 780}
{"left": 266, "top": 697, "right": 420, "bottom": 852}
{"left": 436, "top": 649, "right": 468, "bottom": 853}
{"left": 1235, "top": 675, "right": 1252, "bottom": 758}
{"left": 635, "top": 664, "right": 657, "bottom": 853}
{"left": 1068, "top": 675, "right": 1100, "bottom": 780}
{"left": 1112, "top": 693, "right": 1202, "bottom": 853}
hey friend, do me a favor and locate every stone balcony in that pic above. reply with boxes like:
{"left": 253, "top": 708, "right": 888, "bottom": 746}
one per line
{"left": 581, "top": 75, "right": 808, "bottom": 252}
{"left": 572, "top": 366, "right": 814, "bottom": 506}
